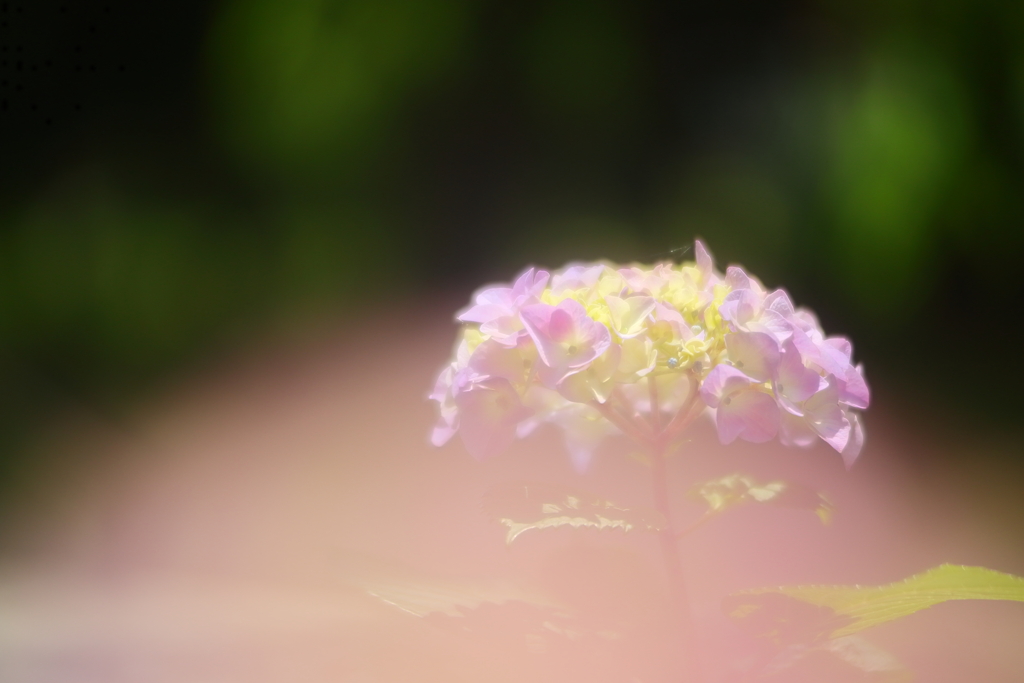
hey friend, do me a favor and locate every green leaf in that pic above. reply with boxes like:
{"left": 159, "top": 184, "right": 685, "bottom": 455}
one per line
{"left": 689, "top": 474, "right": 834, "bottom": 524}
{"left": 726, "top": 564, "right": 1024, "bottom": 643}
{"left": 481, "top": 481, "right": 667, "bottom": 544}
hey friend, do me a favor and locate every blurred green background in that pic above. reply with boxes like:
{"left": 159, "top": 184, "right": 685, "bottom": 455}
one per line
{"left": 1, "top": 0, "right": 1023, "bottom": 481}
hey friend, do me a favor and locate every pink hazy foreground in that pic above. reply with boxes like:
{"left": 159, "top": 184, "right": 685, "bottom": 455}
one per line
{"left": 0, "top": 300, "right": 1021, "bottom": 682}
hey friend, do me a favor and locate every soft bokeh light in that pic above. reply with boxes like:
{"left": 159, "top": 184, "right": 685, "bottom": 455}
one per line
{"left": 2, "top": 1, "right": 1024, "bottom": 680}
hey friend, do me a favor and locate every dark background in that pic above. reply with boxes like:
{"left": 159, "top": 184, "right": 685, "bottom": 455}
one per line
{"left": 1, "top": 0, "right": 1023, "bottom": 483}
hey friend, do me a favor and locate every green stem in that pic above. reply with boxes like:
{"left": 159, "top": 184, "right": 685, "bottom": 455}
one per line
{"left": 648, "top": 373, "right": 662, "bottom": 431}
{"left": 649, "top": 376, "right": 705, "bottom": 682}
{"left": 592, "top": 400, "right": 653, "bottom": 445}
{"left": 597, "top": 373, "right": 706, "bottom": 679}
{"left": 651, "top": 447, "right": 702, "bottom": 680}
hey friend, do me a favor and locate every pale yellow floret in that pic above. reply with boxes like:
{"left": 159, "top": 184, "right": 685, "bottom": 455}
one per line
{"left": 657, "top": 265, "right": 703, "bottom": 314}
{"left": 703, "top": 284, "right": 731, "bottom": 335}
{"left": 525, "top": 262, "right": 736, "bottom": 384}
{"left": 540, "top": 288, "right": 582, "bottom": 306}
{"left": 585, "top": 299, "right": 614, "bottom": 331}
{"left": 460, "top": 327, "right": 486, "bottom": 359}
{"left": 594, "top": 269, "right": 626, "bottom": 298}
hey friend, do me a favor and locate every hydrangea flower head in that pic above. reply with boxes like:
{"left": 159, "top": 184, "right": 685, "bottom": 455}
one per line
{"left": 430, "top": 242, "right": 869, "bottom": 470}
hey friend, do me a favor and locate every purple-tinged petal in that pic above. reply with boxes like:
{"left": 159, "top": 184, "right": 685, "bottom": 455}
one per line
{"left": 429, "top": 364, "right": 461, "bottom": 439}
{"left": 841, "top": 411, "right": 865, "bottom": 469}
{"left": 551, "top": 264, "right": 606, "bottom": 293}
{"left": 779, "top": 410, "right": 818, "bottom": 448}
{"left": 451, "top": 365, "right": 487, "bottom": 395}
{"left": 619, "top": 267, "right": 664, "bottom": 295}
{"left": 653, "top": 301, "right": 686, "bottom": 329}
{"left": 763, "top": 289, "right": 795, "bottom": 317}
{"left": 725, "top": 266, "right": 752, "bottom": 291}
{"left": 548, "top": 306, "right": 575, "bottom": 341}
{"left": 519, "top": 303, "right": 563, "bottom": 366}
{"left": 479, "top": 315, "right": 526, "bottom": 345}
{"left": 789, "top": 308, "right": 820, "bottom": 333}
{"left": 456, "top": 280, "right": 518, "bottom": 322}
{"left": 554, "top": 404, "right": 619, "bottom": 473}
{"left": 468, "top": 339, "right": 528, "bottom": 385}
{"left": 719, "top": 289, "right": 759, "bottom": 328}
{"left": 521, "top": 300, "right": 611, "bottom": 383}
{"left": 838, "top": 363, "right": 870, "bottom": 410}
{"left": 815, "top": 411, "right": 851, "bottom": 452}
{"left": 774, "top": 339, "right": 823, "bottom": 405}
{"left": 748, "top": 309, "right": 793, "bottom": 341}
{"left": 789, "top": 325, "right": 836, "bottom": 375}
{"left": 475, "top": 286, "right": 514, "bottom": 306}
{"left": 454, "top": 378, "right": 531, "bottom": 459}
{"left": 824, "top": 337, "right": 852, "bottom": 363}
{"left": 802, "top": 374, "right": 839, "bottom": 412}
{"left": 803, "top": 377, "right": 850, "bottom": 452}
{"left": 799, "top": 336, "right": 853, "bottom": 379}
{"left": 725, "top": 332, "right": 780, "bottom": 382}
{"left": 511, "top": 267, "right": 549, "bottom": 300}
{"left": 716, "top": 390, "right": 780, "bottom": 444}
{"left": 556, "top": 344, "right": 621, "bottom": 404}
{"left": 458, "top": 269, "right": 548, "bottom": 332}
{"left": 700, "top": 364, "right": 757, "bottom": 408}
{"left": 428, "top": 364, "right": 454, "bottom": 403}
{"left": 431, "top": 421, "right": 457, "bottom": 447}
{"left": 695, "top": 240, "right": 713, "bottom": 284}
{"left": 457, "top": 302, "right": 507, "bottom": 324}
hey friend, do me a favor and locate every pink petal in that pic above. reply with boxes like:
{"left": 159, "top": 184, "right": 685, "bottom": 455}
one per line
{"left": 520, "top": 303, "right": 561, "bottom": 365}
{"left": 468, "top": 339, "right": 527, "bottom": 384}
{"left": 789, "top": 308, "right": 820, "bottom": 331}
{"left": 700, "top": 364, "right": 757, "bottom": 408}
{"left": 430, "top": 421, "right": 457, "bottom": 447}
{"left": 725, "top": 331, "right": 780, "bottom": 382}
{"left": 719, "top": 289, "right": 759, "bottom": 328}
{"left": 551, "top": 264, "right": 605, "bottom": 293}
{"left": 774, "top": 339, "right": 823, "bottom": 405}
{"left": 779, "top": 411, "right": 818, "bottom": 448}
{"left": 457, "top": 302, "right": 507, "bottom": 324}
{"left": 521, "top": 300, "right": 611, "bottom": 384}
{"left": 566, "top": 307, "right": 612, "bottom": 366}
{"left": 789, "top": 325, "right": 849, "bottom": 377}
{"left": 748, "top": 309, "right": 792, "bottom": 341}
{"left": 803, "top": 378, "right": 850, "bottom": 452}
{"left": 716, "top": 390, "right": 780, "bottom": 444}
{"left": 511, "top": 267, "right": 549, "bottom": 299}
{"left": 620, "top": 266, "right": 664, "bottom": 295}
{"left": 806, "top": 333, "right": 852, "bottom": 378}
{"left": 841, "top": 411, "right": 865, "bottom": 469}
{"left": 824, "top": 337, "right": 852, "bottom": 362}
{"left": 695, "top": 240, "right": 713, "bottom": 283}
{"left": 839, "top": 363, "right": 870, "bottom": 410}
{"left": 479, "top": 315, "right": 525, "bottom": 345}
{"left": 556, "top": 344, "right": 621, "bottom": 404}
{"left": 454, "top": 379, "right": 531, "bottom": 459}
{"left": 763, "top": 289, "right": 795, "bottom": 317}
{"left": 653, "top": 301, "right": 687, "bottom": 329}
{"left": 428, "top": 364, "right": 454, "bottom": 403}
{"left": 815, "top": 412, "right": 850, "bottom": 452}
{"left": 725, "top": 266, "right": 752, "bottom": 291}
{"left": 548, "top": 306, "right": 575, "bottom": 341}
{"left": 553, "top": 404, "right": 619, "bottom": 473}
